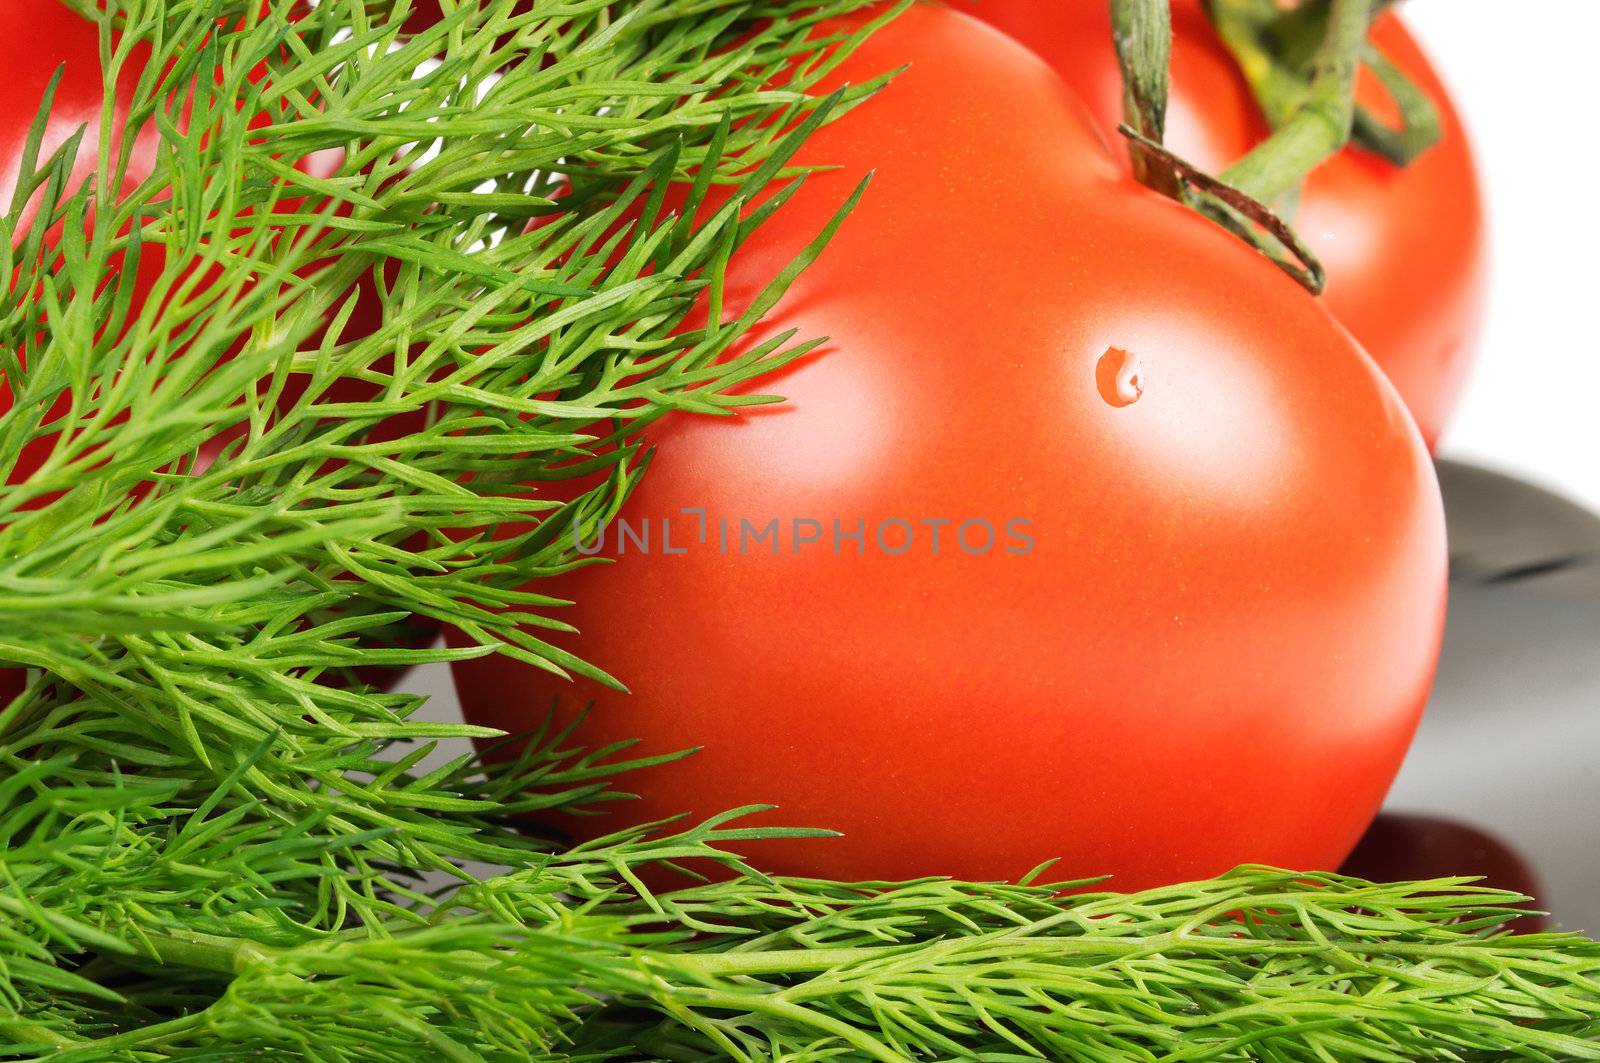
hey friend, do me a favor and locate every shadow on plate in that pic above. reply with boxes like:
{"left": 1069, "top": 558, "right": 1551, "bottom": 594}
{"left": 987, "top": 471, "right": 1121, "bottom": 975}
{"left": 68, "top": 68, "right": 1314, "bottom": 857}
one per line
{"left": 1340, "top": 811, "right": 1549, "bottom": 933}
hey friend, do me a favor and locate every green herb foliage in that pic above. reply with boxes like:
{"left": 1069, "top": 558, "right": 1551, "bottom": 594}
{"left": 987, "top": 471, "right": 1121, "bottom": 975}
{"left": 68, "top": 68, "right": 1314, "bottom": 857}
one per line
{"left": 3, "top": 2, "right": 1600, "bottom": 1060}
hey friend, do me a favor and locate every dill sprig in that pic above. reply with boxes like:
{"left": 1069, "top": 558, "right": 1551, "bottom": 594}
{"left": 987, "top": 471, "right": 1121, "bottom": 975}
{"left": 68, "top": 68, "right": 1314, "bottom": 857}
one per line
{"left": 3, "top": 2, "right": 1600, "bottom": 1060}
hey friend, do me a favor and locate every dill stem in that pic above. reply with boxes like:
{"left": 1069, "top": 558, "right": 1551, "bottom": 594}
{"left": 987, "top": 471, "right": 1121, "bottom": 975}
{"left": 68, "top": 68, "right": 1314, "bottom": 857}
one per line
{"left": 662, "top": 931, "right": 1529, "bottom": 980}
{"left": 49, "top": 1013, "right": 209, "bottom": 1059}
{"left": 142, "top": 929, "right": 283, "bottom": 975}
{"left": 0, "top": 1018, "right": 85, "bottom": 1049}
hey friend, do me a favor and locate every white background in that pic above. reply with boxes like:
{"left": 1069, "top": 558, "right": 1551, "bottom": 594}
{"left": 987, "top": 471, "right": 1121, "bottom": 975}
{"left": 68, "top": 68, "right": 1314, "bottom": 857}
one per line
{"left": 1409, "top": 3, "right": 1600, "bottom": 508}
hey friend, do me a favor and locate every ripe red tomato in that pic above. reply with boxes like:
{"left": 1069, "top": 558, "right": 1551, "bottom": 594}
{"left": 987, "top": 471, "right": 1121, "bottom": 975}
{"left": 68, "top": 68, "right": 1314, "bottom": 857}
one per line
{"left": 953, "top": 0, "right": 1485, "bottom": 450}
{"left": 449, "top": 4, "right": 1446, "bottom": 888}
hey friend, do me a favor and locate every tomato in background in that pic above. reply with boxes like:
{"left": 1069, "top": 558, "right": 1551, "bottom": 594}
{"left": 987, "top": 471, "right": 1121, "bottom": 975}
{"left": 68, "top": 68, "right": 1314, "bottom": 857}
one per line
{"left": 450, "top": 4, "right": 1447, "bottom": 889}
{"left": 1, "top": 0, "right": 160, "bottom": 704}
{"left": 955, "top": 0, "right": 1485, "bottom": 450}
{"left": 0, "top": 0, "right": 154, "bottom": 213}
{"left": 3, "top": 0, "right": 162, "bottom": 441}
{"left": 1, "top": 0, "right": 348, "bottom": 440}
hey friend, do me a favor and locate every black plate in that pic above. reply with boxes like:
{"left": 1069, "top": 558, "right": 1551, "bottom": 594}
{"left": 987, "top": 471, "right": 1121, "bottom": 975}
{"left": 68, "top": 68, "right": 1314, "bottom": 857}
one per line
{"left": 1376, "top": 460, "right": 1600, "bottom": 932}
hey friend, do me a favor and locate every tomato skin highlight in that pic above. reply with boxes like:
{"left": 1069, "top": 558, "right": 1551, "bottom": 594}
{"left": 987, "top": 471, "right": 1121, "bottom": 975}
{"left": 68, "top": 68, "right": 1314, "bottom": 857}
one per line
{"left": 953, "top": 0, "right": 1485, "bottom": 451}
{"left": 448, "top": 5, "right": 1446, "bottom": 889}
{"left": 1, "top": 0, "right": 152, "bottom": 211}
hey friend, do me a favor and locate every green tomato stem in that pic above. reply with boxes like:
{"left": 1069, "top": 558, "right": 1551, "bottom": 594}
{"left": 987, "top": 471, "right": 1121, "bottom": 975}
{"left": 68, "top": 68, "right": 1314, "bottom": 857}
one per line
{"left": 1206, "top": 0, "right": 1314, "bottom": 128}
{"left": 1351, "top": 42, "right": 1444, "bottom": 166}
{"left": 1110, "top": 0, "right": 1363, "bottom": 289}
{"left": 1110, "top": 0, "right": 1180, "bottom": 197}
{"left": 1217, "top": 0, "right": 1368, "bottom": 202}
{"left": 1207, "top": 0, "right": 1444, "bottom": 168}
